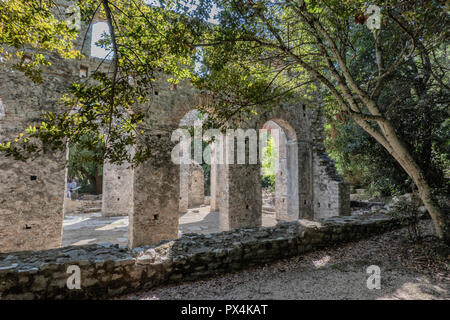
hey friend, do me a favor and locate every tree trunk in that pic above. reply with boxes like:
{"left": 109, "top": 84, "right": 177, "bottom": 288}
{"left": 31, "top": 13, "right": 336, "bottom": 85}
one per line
{"left": 359, "top": 119, "right": 450, "bottom": 244}
{"left": 390, "top": 145, "right": 450, "bottom": 244}
{"left": 95, "top": 173, "right": 103, "bottom": 195}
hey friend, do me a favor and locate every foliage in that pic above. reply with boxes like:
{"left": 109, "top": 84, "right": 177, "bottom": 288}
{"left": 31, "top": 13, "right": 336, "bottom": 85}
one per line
{"left": 261, "top": 175, "right": 275, "bottom": 192}
{"left": 322, "top": 8, "right": 450, "bottom": 198}
{"left": 0, "top": 0, "right": 201, "bottom": 166}
{"left": 0, "top": 0, "right": 82, "bottom": 82}
{"left": 325, "top": 120, "right": 409, "bottom": 196}
{"left": 67, "top": 134, "right": 104, "bottom": 194}
{"left": 325, "top": 109, "right": 449, "bottom": 198}
{"left": 261, "top": 134, "right": 276, "bottom": 191}
{"left": 391, "top": 197, "right": 423, "bottom": 243}
{"left": 183, "top": 0, "right": 450, "bottom": 241}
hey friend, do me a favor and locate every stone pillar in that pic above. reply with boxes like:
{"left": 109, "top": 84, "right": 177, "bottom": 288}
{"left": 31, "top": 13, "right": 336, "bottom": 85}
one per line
{"left": 298, "top": 141, "right": 314, "bottom": 220}
{"left": 129, "top": 158, "right": 179, "bottom": 248}
{"left": 219, "top": 135, "right": 262, "bottom": 231}
{"left": 178, "top": 133, "right": 191, "bottom": 213}
{"left": 0, "top": 150, "right": 66, "bottom": 253}
{"left": 179, "top": 163, "right": 189, "bottom": 213}
{"left": 312, "top": 151, "right": 351, "bottom": 219}
{"left": 0, "top": 67, "right": 68, "bottom": 253}
{"left": 275, "top": 133, "right": 300, "bottom": 222}
{"left": 180, "top": 162, "right": 204, "bottom": 211}
{"left": 102, "top": 161, "right": 134, "bottom": 217}
{"left": 188, "top": 163, "right": 204, "bottom": 208}
{"left": 286, "top": 140, "right": 300, "bottom": 220}
{"left": 219, "top": 164, "right": 262, "bottom": 231}
{"left": 274, "top": 128, "right": 287, "bottom": 221}
{"left": 209, "top": 143, "right": 220, "bottom": 212}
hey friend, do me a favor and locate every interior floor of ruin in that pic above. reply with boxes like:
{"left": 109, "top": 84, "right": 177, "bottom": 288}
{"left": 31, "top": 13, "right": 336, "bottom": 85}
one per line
{"left": 62, "top": 205, "right": 278, "bottom": 248}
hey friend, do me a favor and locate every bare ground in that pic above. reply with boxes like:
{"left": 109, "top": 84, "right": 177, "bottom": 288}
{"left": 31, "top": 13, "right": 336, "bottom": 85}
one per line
{"left": 119, "top": 220, "right": 450, "bottom": 300}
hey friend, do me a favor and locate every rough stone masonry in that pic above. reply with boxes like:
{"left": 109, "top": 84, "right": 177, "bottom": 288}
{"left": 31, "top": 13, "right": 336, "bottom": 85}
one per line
{"left": 0, "top": 213, "right": 403, "bottom": 299}
{"left": 0, "top": 0, "right": 349, "bottom": 254}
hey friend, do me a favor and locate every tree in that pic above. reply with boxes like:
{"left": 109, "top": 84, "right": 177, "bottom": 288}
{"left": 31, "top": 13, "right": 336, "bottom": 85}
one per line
{"left": 0, "top": 0, "right": 81, "bottom": 82}
{"left": 183, "top": 0, "right": 450, "bottom": 243}
{"left": 323, "top": 30, "right": 449, "bottom": 197}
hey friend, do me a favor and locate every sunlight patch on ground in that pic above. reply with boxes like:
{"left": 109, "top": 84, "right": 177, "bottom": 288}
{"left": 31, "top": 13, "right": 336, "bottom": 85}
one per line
{"left": 62, "top": 205, "right": 277, "bottom": 247}
{"left": 377, "top": 281, "right": 448, "bottom": 300}
{"left": 312, "top": 255, "right": 331, "bottom": 268}
{"left": 96, "top": 218, "right": 128, "bottom": 231}
{"left": 63, "top": 215, "right": 90, "bottom": 227}
{"left": 70, "top": 238, "right": 98, "bottom": 246}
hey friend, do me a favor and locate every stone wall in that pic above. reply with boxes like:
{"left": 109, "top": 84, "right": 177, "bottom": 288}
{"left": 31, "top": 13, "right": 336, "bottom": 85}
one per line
{"left": 309, "top": 108, "right": 350, "bottom": 219}
{"left": 0, "top": 0, "right": 350, "bottom": 253}
{"left": 0, "top": 151, "right": 66, "bottom": 253}
{"left": 0, "top": 0, "right": 105, "bottom": 253}
{"left": 0, "top": 213, "right": 404, "bottom": 299}
{"left": 129, "top": 77, "right": 201, "bottom": 248}
{"left": 0, "top": 49, "right": 77, "bottom": 252}
{"left": 209, "top": 144, "right": 220, "bottom": 212}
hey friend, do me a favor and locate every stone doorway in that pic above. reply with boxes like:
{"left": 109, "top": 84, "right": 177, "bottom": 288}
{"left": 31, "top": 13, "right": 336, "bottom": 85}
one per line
{"left": 261, "top": 119, "right": 300, "bottom": 222}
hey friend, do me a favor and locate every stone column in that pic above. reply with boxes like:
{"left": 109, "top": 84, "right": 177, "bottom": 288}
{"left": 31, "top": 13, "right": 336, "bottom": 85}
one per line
{"left": 179, "top": 163, "right": 189, "bottom": 213}
{"left": 272, "top": 127, "right": 286, "bottom": 221}
{"left": 0, "top": 100, "right": 66, "bottom": 253}
{"left": 129, "top": 138, "right": 179, "bottom": 248}
{"left": 209, "top": 143, "right": 220, "bottom": 212}
{"left": 102, "top": 161, "right": 134, "bottom": 217}
{"left": 188, "top": 163, "right": 204, "bottom": 208}
{"left": 274, "top": 130, "right": 301, "bottom": 222}
{"left": 285, "top": 140, "right": 300, "bottom": 220}
{"left": 219, "top": 164, "right": 262, "bottom": 231}
{"left": 219, "top": 135, "right": 262, "bottom": 231}
{"left": 298, "top": 141, "right": 314, "bottom": 220}
{"left": 178, "top": 132, "right": 191, "bottom": 213}
{"left": 0, "top": 149, "right": 66, "bottom": 253}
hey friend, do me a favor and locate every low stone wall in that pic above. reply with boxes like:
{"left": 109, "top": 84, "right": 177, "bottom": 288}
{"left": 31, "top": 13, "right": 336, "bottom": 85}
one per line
{"left": 0, "top": 213, "right": 404, "bottom": 299}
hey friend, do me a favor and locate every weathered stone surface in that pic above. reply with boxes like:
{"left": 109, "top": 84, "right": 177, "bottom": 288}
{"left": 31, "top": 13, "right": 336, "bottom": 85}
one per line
{"left": 0, "top": 1, "right": 107, "bottom": 252}
{"left": 102, "top": 161, "right": 133, "bottom": 217}
{"left": 188, "top": 164, "right": 204, "bottom": 208}
{"left": 0, "top": 0, "right": 350, "bottom": 253}
{"left": 0, "top": 213, "right": 404, "bottom": 299}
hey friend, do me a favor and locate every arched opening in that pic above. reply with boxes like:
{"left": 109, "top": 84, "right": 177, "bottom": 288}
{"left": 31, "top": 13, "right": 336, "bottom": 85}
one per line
{"left": 261, "top": 119, "right": 299, "bottom": 224}
{"left": 62, "top": 135, "right": 128, "bottom": 248}
{"left": 178, "top": 110, "right": 219, "bottom": 236}
{"left": 90, "top": 21, "right": 113, "bottom": 59}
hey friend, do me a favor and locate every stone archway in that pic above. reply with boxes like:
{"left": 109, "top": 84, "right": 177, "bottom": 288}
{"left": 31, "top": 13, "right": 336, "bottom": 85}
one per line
{"left": 257, "top": 108, "right": 315, "bottom": 221}
{"left": 262, "top": 119, "right": 300, "bottom": 222}
{"left": 178, "top": 109, "right": 205, "bottom": 214}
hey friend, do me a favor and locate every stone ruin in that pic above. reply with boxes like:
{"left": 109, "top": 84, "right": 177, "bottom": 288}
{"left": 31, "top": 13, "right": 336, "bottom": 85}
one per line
{"left": 0, "top": 0, "right": 350, "bottom": 255}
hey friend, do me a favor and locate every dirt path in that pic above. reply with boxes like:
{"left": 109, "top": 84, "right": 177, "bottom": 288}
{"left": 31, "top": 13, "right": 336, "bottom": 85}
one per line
{"left": 120, "top": 220, "right": 449, "bottom": 300}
